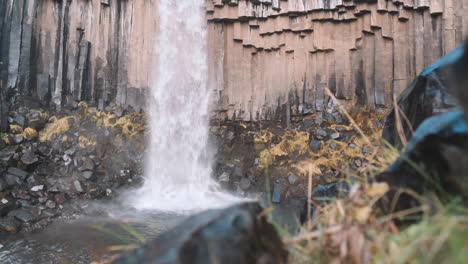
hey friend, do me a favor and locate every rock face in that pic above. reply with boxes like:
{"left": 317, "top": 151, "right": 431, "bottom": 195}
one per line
{"left": 113, "top": 202, "right": 288, "bottom": 264}
{"left": 1, "top": 0, "right": 467, "bottom": 123}
{"left": 206, "top": 0, "right": 468, "bottom": 120}
{"left": 0, "top": 0, "right": 157, "bottom": 114}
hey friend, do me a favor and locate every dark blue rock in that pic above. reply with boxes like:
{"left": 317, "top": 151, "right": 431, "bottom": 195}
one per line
{"left": 113, "top": 202, "right": 287, "bottom": 264}
{"left": 309, "top": 139, "right": 322, "bottom": 151}
{"left": 312, "top": 181, "right": 350, "bottom": 204}
{"left": 272, "top": 183, "right": 282, "bottom": 203}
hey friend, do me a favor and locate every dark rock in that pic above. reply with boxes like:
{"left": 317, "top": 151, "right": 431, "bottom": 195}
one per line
{"left": 329, "top": 141, "right": 337, "bottom": 150}
{"left": 5, "top": 174, "right": 22, "bottom": 186}
{"left": 303, "top": 119, "right": 314, "bottom": 128}
{"left": 0, "top": 198, "right": 17, "bottom": 217}
{"left": 9, "top": 209, "right": 40, "bottom": 224}
{"left": 0, "top": 217, "right": 20, "bottom": 233}
{"left": 309, "top": 139, "right": 322, "bottom": 151}
{"left": 240, "top": 178, "right": 251, "bottom": 190}
{"left": 272, "top": 183, "right": 282, "bottom": 203}
{"left": 0, "top": 146, "right": 17, "bottom": 162}
{"left": 54, "top": 194, "right": 67, "bottom": 204}
{"left": 312, "top": 181, "right": 350, "bottom": 204}
{"left": 20, "top": 150, "right": 38, "bottom": 165}
{"left": 12, "top": 114, "right": 26, "bottom": 127}
{"left": 7, "top": 167, "right": 29, "bottom": 180}
{"left": 324, "top": 112, "right": 335, "bottom": 122}
{"left": 314, "top": 129, "right": 327, "bottom": 140}
{"left": 16, "top": 200, "right": 31, "bottom": 207}
{"left": 382, "top": 45, "right": 462, "bottom": 149}
{"left": 113, "top": 202, "right": 287, "bottom": 264}
{"left": 0, "top": 179, "right": 6, "bottom": 192}
{"left": 378, "top": 111, "right": 468, "bottom": 211}
{"left": 362, "top": 146, "right": 370, "bottom": 156}
{"left": 45, "top": 200, "right": 56, "bottom": 209}
{"left": 79, "top": 157, "right": 94, "bottom": 171}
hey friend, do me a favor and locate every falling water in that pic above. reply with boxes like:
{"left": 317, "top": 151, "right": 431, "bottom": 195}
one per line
{"left": 133, "top": 1, "right": 236, "bottom": 211}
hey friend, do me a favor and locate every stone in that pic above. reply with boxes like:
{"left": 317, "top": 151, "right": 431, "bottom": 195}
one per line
{"left": 349, "top": 143, "right": 357, "bottom": 148}
{"left": 80, "top": 157, "right": 94, "bottom": 171}
{"left": 0, "top": 199, "right": 16, "bottom": 217}
{"left": 54, "top": 194, "right": 67, "bottom": 204}
{"left": 7, "top": 167, "right": 29, "bottom": 180}
{"left": 20, "top": 150, "right": 38, "bottom": 165}
{"left": 113, "top": 203, "right": 287, "bottom": 264}
{"left": 362, "top": 146, "right": 370, "bottom": 156}
{"left": 309, "top": 139, "right": 322, "bottom": 152}
{"left": 0, "top": 217, "right": 20, "bottom": 233}
{"left": 240, "top": 178, "right": 251, "bottom": 190}
{"left": 218, "top": 172, "right": 230, "bottom": 183}
{"left": 12, "top": 114, "right": 25, "bottom": 127}
{"left": 382, "top": 45, "right": 462, "bottom": 149}
{"left": 303, "top": 119, "right": 314, "bottom": 128}
{"left": 288, "top": 174, "right": 299, "bottom": 185}
{"left": 9, "top": 209, "right": 40, "bottom": 224}
{"left": 314, "top": 129, "right": 328, "bottom": 140}
{"left": 378, "top": 111, "right": 468, "bottom": 211}
{"left": 45, "top": 200, "right": 56, "bottom": 209}
{"left": 272, "top": 183, "right": 282, "bottom": 204}
{"left": 82, "top": 171, "right": 93, "bottom": 180}
{"left": 312, "top": 181, "right": 350, "bottom": 204}
{"left": 330, "top": 132, "right": 340, "bottom": 140}
{"left": 0, "top": 146, "right": 17, "bottom": 162}
{"left": 13, "top": 135, "right": 24, "bottom": 144}
{"left": 329, "top": 142, "right": 337, "bottom": 150}
{"left": 354, "top": 158, "right": 363, "bottom": 167}
{"left": 0, "top": 179, "right": 6, "bottom": 192}
{"left": 31, "top": 185, "right": 44, "bottom": 192}
{"left": 73, "top": 180, "right": 84, "bottom": 193}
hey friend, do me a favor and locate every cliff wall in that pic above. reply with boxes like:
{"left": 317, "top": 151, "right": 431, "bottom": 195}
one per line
{"left": 0, "top": 0, "right": 467, "bottom": 122}
{"left": 207, "top": 0, "right": 468, "bottom": 120}
{"left": 0, "top": 0, "right": 157, "bottom": 112}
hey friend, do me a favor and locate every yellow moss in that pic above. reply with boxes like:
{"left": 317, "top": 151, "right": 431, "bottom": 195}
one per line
{"left": 79, "top": 135, "right": 97, "bottom": 148}
{"left": 10, "top": 125, "right": 24, "bottom": 134}
{"left": 48, "top": 116, "right": 58, "bottom": 123}
{"left": 23, "top": 127, "right": 38, "bottom": 140}
{"left": 39, "top": 116, "right": 75, "bottom": 142}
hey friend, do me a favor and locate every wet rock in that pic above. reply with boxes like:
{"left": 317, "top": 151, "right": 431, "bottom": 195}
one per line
{"left": 309, "top": 139, "right": 322, "bottom": 151}
{"left": 240, "top": 178, "right": 251, "bottom": 190}
{"left": 218, "top": 172, "right": 230, "bottom": 183}
{"left": 21, "top": 150, "right": 38, "bottom": 165}
{"left": 0, "top": 217, "right": 20, "bottom": 233}
{"left": 272, "top": 183, "right": 282, "bottom": 203}
{"left": 45, "top": 200, "right": 56, "bottom": 209}
{"left": 31, "top": 185, "right": 44, "bottom": 192}
{"left": 73, "top": 180, "right": 84, "bottom": 193}
{"left": 9, "top": 209, "right": 40, "bottom": 224}
{"left": 54, "top": 194, "right": 67, "bottom": 204}
{"left": 0, "top": 198, "right": 17, "bottom": 217}
{"left": 288, "top": 174, "right": 299, "bottom": 185}
{"left": 312, "top": 181, "right": 350, "bottom": 204}
{"left": 0, "top": 146, "right": 17, "bottom": 162}
{"left": 82, "top": 171, "right": 93, "bottom": 180}
{"left": 113, "top": 202, "right": 287, "bottom": 264}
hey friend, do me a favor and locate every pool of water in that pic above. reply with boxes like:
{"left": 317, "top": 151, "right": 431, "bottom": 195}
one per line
{"left": 0, "top": 202, "right": 187, "bottom": 264}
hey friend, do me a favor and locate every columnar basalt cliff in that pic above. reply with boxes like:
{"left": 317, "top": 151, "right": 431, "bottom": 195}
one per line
{"left": 0, "top": 0, "right": 467, "bottom": 123}
{"left": 206, "top": 0, "right": 468, "bottom": 120}
{"left": 0, "top": 0, "right": 157, "bottom": 113}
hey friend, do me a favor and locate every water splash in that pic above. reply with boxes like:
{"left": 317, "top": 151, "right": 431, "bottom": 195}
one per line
{"left": 133, "top": 0, "right": 237, "bottom": 211}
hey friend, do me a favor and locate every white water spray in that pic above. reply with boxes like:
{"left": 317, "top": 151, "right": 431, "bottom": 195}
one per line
{"left": 133, "top": 0, "right": 237, "bottom": 211}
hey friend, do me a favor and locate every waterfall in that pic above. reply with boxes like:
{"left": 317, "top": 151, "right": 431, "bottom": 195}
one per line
{"left": 133, "top": 0, "right": 236, "bottom": 211}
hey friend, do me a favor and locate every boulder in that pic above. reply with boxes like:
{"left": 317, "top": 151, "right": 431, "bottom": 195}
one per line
{"left": 382, "top": 45, "right": 462, "bottom": 148}
{"left": 378, "top": 111, "right": 468, "bottom": 211}
{"left": 113, "top": 202, "right": 287, "bottom": 264}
